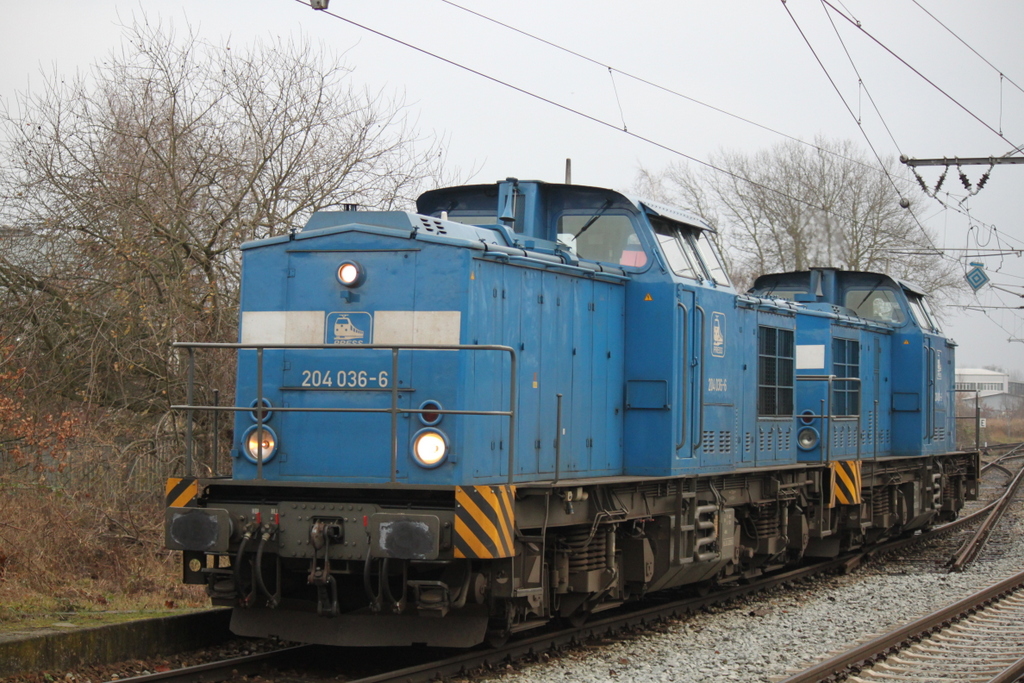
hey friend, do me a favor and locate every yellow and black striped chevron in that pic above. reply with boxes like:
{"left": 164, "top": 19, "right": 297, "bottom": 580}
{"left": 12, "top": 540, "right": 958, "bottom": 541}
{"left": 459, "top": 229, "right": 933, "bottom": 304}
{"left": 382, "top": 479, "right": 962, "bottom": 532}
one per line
{"left": 454, "top": 485, "right": 516, "bottom": 559}
{"left": 165, "top": 477, "right": 198, "bottom": 508}
{"left": 828, "top": 460, "right": 862, "bottom": 507}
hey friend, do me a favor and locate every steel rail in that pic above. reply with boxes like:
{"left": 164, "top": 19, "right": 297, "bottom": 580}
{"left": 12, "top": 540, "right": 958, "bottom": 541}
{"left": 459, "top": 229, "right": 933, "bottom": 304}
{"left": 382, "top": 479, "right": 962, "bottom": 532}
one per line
{"left": 989, "top": 655, "right": 1024, "bottom": 683}
{"left": 948, "top": 456, "right": 1024, "bottom": 572}
{"left": 778, "top": 568, "right": 1024, "bottom": 683}
{"left": 981, "top": 443, "right": 1024, "bottom": 475}
{"left": 102, "top": 645, "right": 310, "bottom": 683}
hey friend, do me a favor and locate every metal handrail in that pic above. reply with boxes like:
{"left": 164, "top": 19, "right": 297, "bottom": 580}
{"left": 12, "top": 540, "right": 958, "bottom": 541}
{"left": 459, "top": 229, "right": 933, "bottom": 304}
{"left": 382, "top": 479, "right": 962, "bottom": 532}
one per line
{"left": 172, "top": 341, "right": 517, "bottom": 484}
{"left": 954, "top": 388, "right": 981, "bottom": 452}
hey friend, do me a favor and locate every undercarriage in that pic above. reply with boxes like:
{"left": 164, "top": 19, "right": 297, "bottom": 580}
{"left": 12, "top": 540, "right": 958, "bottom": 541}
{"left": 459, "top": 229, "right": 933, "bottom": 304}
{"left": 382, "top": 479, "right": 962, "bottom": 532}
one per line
{"left": 167, "top": 452, "right": 979, "bottom": 647}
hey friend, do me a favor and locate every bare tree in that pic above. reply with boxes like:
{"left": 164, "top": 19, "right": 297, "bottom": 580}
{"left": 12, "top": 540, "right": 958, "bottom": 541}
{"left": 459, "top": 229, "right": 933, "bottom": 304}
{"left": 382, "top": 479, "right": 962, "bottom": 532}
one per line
{"left": 0, "top": 18, "right": 446, "bottom": 415}
{"left": 634, "top": 137, "right": 961, "bottom": 303}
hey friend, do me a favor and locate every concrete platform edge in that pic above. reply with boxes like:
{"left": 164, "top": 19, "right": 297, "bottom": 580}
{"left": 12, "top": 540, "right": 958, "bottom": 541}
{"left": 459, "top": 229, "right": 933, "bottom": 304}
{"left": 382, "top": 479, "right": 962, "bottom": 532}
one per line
{"left": 0, "top": 609, "right": 232, "bottom": 677}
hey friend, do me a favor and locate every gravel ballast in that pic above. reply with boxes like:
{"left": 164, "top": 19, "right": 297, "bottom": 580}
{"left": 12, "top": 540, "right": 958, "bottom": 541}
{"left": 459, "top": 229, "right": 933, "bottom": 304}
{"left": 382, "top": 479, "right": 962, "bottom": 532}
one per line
{"left": 494, "top": 489, "right": 1024, "bottom": 682}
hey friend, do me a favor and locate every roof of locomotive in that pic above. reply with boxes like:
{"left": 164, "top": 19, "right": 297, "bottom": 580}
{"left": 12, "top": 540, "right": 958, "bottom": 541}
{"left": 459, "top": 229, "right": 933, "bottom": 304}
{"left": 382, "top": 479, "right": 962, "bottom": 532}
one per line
{"left": 238, "top": 180, "right": 718, "bottom": 271}
{"left": 750, "top": 269, "right": 929, "bottom": 298}
{"left": 417, "top": 180, "right": 717, "bottom": 234}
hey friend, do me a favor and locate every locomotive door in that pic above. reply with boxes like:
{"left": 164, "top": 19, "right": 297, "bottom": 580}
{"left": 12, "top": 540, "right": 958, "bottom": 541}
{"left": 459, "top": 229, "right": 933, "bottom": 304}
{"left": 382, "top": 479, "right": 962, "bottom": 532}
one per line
{"left": 872, "top": 341, "right": 881, "bottom": 458}
{"left": 926, "top": 335, "right": 948, "bottom": 446}
{"left": 675, "top": 288, "right": 697, "bottom": 459}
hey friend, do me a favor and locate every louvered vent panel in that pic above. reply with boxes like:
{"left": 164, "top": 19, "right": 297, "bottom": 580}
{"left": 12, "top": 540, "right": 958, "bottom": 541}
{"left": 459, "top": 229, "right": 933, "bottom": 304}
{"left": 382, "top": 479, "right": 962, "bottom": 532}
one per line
{"left": 702, "top": 431, "right": 716, "bottom": 453}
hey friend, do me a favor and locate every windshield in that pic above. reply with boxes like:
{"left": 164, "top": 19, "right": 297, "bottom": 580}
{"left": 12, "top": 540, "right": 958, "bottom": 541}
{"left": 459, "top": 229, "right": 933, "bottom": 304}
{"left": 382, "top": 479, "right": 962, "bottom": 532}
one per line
{"left": 844, "top": 288, "right": 906, "bottom": 325}
{"left": 557, "top": 212, "right": 647, "bottom": 268}
{"left": 920, "top": 297, "right": 942, "bottom": 333}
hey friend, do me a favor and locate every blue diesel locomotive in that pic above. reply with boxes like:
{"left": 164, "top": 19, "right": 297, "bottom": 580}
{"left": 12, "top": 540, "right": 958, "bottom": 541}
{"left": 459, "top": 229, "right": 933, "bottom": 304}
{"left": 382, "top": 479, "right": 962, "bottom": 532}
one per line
{"left": 165, "top": 178, "right": 979, "bottom": 647}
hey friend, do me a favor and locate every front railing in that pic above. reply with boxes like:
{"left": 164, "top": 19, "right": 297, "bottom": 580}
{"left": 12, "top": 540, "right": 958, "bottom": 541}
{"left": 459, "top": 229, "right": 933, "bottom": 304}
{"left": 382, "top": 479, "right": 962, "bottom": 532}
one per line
{"left": 954, "top": 389, "right": 982, "bottom": 452}
{"left": 172, "top": 342, "right": 518, "bottom": 484}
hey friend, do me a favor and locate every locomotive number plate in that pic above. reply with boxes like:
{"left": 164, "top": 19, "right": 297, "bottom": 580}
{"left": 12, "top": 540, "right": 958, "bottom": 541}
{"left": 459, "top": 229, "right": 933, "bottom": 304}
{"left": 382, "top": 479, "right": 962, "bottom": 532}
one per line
{"left": 707, "top": 377, "right": 728, "bottom": 392}
{"left": 300, "top": 369, "right": 390, "bottom": 388}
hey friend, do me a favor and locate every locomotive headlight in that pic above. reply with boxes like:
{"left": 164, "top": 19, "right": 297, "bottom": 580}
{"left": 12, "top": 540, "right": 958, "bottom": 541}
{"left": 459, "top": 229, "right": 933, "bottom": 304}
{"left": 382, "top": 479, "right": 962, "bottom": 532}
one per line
{"left": 412, "top": 429, "right": 448, "bottom": 468}
{"left": 797, "top": 427, "right": 820, "bottom": 451}
{"left": 337, "top": 260, "right": 365, "bottom": 287}
{"left": 242, "top": 425, "right": 279, "bottom": 463}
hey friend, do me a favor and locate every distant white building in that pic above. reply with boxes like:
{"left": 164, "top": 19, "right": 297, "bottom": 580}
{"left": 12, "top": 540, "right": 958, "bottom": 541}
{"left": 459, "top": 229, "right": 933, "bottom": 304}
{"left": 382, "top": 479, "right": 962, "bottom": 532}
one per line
{"left": 955, "top": 368, "right": 1024, "bottom": 412}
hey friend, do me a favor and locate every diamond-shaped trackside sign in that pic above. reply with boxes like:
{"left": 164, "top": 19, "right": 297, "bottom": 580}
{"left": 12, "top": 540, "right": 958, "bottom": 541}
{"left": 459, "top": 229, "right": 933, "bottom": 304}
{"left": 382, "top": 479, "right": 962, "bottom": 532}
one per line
{"left": 965, "top": 265, "right": 990, "bottom": 291}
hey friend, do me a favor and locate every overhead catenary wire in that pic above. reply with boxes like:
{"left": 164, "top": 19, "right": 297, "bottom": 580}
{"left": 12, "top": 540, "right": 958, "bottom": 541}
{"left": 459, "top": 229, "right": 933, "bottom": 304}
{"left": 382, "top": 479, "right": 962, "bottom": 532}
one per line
{"left": 300, "top": 0, "right": 1024, "bottom": 340}
{"left": 300, "top": 0, "right": 1024, "bottom": 336}
{"left": 782, "top": 0, "right": 1023, "bottom": 292}
{"left": 957, "top": 305, "right": 1024, "bottom": 310}
{"left": 296, "top": 0, "right": 953, "bottom": 253}
{"left": 820, "top": 0, "right": 1024, "bottom": 157}
{"left": 433, "top": 0, "right": 921, "bottom": 189}
{"left": 440, "top": 0, "right": 1018, "bottom": 267}
{"left": 780, "top": 0, "right": 949, "bottom": 258}
{"left": 910, "top": 0, "right": 1024, "bottom": 98}
{"left": 819, "top": 0, "right": 904, "bottom": 154}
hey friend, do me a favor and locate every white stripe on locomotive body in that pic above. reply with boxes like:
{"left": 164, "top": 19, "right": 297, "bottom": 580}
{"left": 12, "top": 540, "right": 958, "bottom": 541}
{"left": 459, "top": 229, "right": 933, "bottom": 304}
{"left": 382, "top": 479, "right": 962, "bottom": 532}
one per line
{"left": 374, "top": 311, "right": 462, "bottom": 346}
{"left": 240, "top": 310, "right": 462, "bottom": 347}
{"left": 241, "top": 311, "right": 325, "bottom": 345}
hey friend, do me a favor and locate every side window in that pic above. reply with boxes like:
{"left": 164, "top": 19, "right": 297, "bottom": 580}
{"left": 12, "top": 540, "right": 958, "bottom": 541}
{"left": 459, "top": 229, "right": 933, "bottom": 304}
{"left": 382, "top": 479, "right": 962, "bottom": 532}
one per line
{"left": 651, "top": 218, "right": 700, "bottom": 279}
{"left": 907, "top": 293, "right": 939, "bottom": 333}
{"left": 691, "top": 231, "right": 731, "bottom": 286}
{"left": 557, "top": 213, "right": 647, "bottom": 268}
{"left": 758, "top": 326, "right": 794, "bottom": 417}
{"left": 832, "top": 338, "right": 860, "bottom": 416}
{"left": 920, "top": 297, "right": 942, "bottom": 333}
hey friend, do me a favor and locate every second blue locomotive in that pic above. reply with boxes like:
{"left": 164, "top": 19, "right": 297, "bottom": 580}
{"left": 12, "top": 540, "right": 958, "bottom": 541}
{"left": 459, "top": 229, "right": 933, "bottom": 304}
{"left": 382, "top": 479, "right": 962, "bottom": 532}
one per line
{"left": 166, "top": 178, "right": 978, "bottom": 647}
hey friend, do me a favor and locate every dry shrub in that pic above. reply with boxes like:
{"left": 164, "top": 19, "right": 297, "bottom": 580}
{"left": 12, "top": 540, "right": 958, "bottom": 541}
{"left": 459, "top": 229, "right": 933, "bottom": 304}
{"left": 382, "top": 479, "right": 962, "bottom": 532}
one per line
{"left": 983, "top": 414, "right": 1024, "bottom": 446}
{"left": 0, "top": 379, "right": 207, "bottom": 619}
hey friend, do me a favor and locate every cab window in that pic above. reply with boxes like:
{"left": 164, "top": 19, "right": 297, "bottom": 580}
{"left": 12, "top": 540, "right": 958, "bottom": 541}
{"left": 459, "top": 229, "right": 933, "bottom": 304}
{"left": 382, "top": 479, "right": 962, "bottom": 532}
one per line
{"left": 692, "top": 230, "right": 731, "bottom": 286}
{"left": 921, "top": 297, "right": 942, "bottom": 333}
{"left": 652, "top": 217, "right": 700, "bottom": 279}
{"left": 651, "top": 217, "right": 730, "bottom": 285}
{"left": 557, "top": 213, "right": 647, "bottom": 268}
{"left": 844, "top": 288, "right": 906, "bottom": 325}
{"left": 907, "top": 293, "right": 939, "bottom": 333}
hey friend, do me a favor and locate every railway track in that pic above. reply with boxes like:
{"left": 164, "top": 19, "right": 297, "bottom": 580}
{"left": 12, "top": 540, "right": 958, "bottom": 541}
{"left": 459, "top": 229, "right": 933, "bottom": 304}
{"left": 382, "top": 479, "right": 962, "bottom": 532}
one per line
{"left": 101, "top": 514, "right": 989, "bottom": 683}
{"left": 90, "top": 455, "right": 1022, "bottom": 683}
{"left": 777, "top": 568, "right": 1024, "bottom": 683}
{"left": 950, "top": 448, "right": 1024, "bottom": 572}
{"left": 97, "top": 646, "right": 311, "bottom": 683}
{"left": 777, "top": 452, "right": 1024, "bottom": 683}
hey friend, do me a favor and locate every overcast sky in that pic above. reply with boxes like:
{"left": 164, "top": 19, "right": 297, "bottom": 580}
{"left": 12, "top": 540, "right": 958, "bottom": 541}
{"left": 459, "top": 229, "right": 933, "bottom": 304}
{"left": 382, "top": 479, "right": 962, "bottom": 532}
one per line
{"left": 2, "top": 0, "right": 1022, "bottom": 373}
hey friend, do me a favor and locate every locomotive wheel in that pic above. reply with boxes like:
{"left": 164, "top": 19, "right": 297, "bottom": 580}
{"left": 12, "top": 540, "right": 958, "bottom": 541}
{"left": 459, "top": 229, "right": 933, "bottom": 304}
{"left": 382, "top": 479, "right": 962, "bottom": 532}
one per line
{"left": 693, "top": 581, "right": 713, "bottom": 597}
{"left": 567, "top": 609, "right": 590, "bottom": 628}
{"left": 485, "top": 624, "right": 511, "bottom": 648}
{"left": 485, "top": 602, "right": 514, "bottom": 648}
